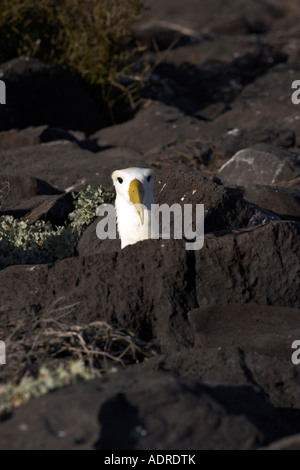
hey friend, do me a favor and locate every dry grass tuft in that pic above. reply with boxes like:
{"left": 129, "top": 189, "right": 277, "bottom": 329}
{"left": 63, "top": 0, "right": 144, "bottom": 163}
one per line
{"left": 0, "top": 307, "right": 158, "bottom": 414}
{"left": 0, "top": 0, "right": 145, "bottom": 120}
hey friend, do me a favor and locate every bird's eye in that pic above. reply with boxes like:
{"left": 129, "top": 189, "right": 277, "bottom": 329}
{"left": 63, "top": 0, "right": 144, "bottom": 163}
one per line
{"left": 117, "top": 177, "right": 123, "bottom": 184}
{"left": 147, "top": 175, "right": 151, "bottom": 182}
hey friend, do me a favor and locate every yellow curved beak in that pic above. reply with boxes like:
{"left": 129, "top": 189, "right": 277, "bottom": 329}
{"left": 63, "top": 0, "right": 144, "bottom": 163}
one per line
{"left": 129, "top": 179, "right": 144, "bottom": 224}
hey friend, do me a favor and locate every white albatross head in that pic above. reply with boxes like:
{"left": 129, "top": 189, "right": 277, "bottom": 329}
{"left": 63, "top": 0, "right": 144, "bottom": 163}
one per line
{"left": 112, "top": 167, "right": 158, "bottom": 249}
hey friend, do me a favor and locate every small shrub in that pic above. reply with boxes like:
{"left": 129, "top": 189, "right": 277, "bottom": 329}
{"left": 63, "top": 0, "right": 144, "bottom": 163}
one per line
{"left": 69, "top": 184, "right": 114, "bottom": 235}
{"left": 0, "top": 184, "right": 114, "bottom": 269}
{"left": 0, "top": 216, "right": 76, "bottom": 268}
{"left": 0, "top": 319, "right": 158, "bottom": 414}
{"left": 0, "top": 361, "right": 101, "bottom": 414}
{"left": 0, "top": 0, "right": 145, "bottom": 118}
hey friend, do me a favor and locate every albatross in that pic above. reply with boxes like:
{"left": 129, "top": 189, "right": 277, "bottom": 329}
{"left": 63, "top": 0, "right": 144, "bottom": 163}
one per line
{"left": 112, "top": 167, "right": 159, "bottom": 249}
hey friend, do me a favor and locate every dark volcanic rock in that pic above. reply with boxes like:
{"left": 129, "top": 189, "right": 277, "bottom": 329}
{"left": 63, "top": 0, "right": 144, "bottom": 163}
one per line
{"left": 218, "top": 144, "right": 300, "bottom": 186}
{"left": 213, "top": 127, "right": 296, "bottom": 160}
{"left": 77, "top": 218, "right": 121, "bottom": 256}
{"left": 241, "top": 184, "right": 300, "bottom": 221}
{"left": 195, "top": 221, "right": 300, "bottom": 307}
{"left": 0, "top": 141, "right": 147, "bottom": 190}
{"left": 0, "top": 128, "right": 42, "bottom": 149}
{"left": 0, "top": 57, "right": 102, "bottom": 133}
{"left": 146, "top": 139, "right": 225, "bottom": 173}
{"left": 0, "top": 126, "right": 79, "bottom": 150}
{"left": 132, "top": 19, "right": 204, "bottom": 51}
{"left": 134, "top": 0, "right": 292, "bottom": 36}
{"left": 0, "top": 195, "right": 62, "bottom": 219}
{"left": 200, "top": 65, "right": 300, "bottom": 152}
{"left": 263, "top": 434, "right": 300, "bottom": 450}
{"left": 0, "top": 239, "right": 197, "bottom": 351}
{"left": 277, "top": 176, "right": 300, "bottom": 190}
{"left": 92, "top": 102, "right": 202, "bottom": 152}
{"left": 188, "top": 304, "right": 300, "bottom": 357}
{"left": 1, "top": 368, "right": 300, "bottom": 450}
{"left": 0, "top": 174, "right": 61, "bottom": 210}
{"left": 1, "top": 221, "right": 300, "bottom": 357}
{"left": 154, "top": 167, "right": 259, "bottom": 232}
{"left": 149, "top": 41, "right": 286, "bottom": 116}
{"left": 23, "top": 192, "right": 74, "bottom": 226}
{"left": 137, "top": 345, "right": 300, "bottom": 409}
{"left": 3, "top": 0, "right": 300, "bottom": 451}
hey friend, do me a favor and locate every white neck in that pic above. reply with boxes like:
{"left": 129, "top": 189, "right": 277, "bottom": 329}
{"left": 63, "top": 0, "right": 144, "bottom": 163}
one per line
{"left": 115, "top": 195, "right": 159, "bottom": 249}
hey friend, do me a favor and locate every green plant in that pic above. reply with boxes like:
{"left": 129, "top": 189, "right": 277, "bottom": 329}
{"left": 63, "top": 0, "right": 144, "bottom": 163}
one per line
{"left": 0, "top": 0, "right": 145, "bottom": 119}
{"left": 0, "top": 318, "right": 158, "bottom": 414}
{"left": 0, "top": 184, "right": 114, "bottom": 269}
{"left": 0, "top": 216, "right": 76, "bottom": 268}
{"left": 69, "top": 184, "right": 114, "bottom": 235}
{"left": 0, "top": 361, "right": 102, "bottom": 414}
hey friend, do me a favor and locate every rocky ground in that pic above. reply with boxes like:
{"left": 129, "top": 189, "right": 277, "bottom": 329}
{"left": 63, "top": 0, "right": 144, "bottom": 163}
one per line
{"left": 1, "top": 0, "right": 300, "bottom": 450}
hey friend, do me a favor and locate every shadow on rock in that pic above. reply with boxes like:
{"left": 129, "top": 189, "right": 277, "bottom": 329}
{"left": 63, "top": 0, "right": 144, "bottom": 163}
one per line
{"left": 94, "top": 393, "right": 143, "bottom": 450}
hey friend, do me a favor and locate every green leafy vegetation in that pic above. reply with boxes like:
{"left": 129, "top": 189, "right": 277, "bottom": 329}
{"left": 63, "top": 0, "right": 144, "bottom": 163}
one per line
{"left": 0, "top": 319, "right": 158, "bottom": 415}
{"left": 0, "top": 216, "right": 76, "bottom": 268}
{"left": 0, "top": 184, "right": 114, "bottom": 269}
{"left": 0, "top": 361, "right": 102, "bottom": 414}
{"left": 69, "top": 184, "right": 114, "bottom": 235}
{"left": 0, "top": 0, "right": 145, "bottom": 119}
